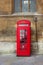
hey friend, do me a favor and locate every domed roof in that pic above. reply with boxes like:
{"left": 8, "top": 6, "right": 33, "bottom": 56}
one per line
{"left": 17, "top": 20, "right": 31, "bottom": 25}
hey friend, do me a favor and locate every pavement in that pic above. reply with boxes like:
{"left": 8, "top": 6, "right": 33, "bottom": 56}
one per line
{"left": 0, "top": 54, "right": 43, "bottom": 65}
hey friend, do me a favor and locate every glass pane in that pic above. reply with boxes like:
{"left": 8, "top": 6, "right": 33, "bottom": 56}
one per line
{"left": 15, "top": 0, "right": 20, "bottom": 12}
{"left": 22, "top": 0, "right": 29, "bottom": 12}
{"left": 30, "top": 0, "right": 36, "bottom": 12}
{"left": 20, "top": 30, "right": 27, "bottom": 44}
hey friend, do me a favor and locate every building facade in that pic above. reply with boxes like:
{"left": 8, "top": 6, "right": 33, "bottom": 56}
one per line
{"left": 0, "top": 0, "right": 43, "bottom": 54}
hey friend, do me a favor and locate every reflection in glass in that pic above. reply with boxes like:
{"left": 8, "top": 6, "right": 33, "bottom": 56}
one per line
{"left": 20, "top": 30, "right": 27, "bottom": 44}
{"left": 30, "top": 0, "right": 36, "bottom": 12}
{"left": 22, "top": 0, "right": 29, "bottom": 12}
{"left": 15, "top": 0, "right": 20, "bottom": 12}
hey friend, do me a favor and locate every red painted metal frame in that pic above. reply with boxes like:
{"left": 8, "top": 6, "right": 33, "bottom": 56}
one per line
{"left": 16, "top": 20, "right": 31, "bottom": 56}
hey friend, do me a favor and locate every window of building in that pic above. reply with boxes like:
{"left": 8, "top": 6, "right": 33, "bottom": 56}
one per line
{"left": 30, "top": 0, "right": 36, "bottom": 12}
{"left": 14, "top": 0, "right": 36, "bottom": 13}
{"left": 15, "top": 0, "right": 21, "bottom": 12}
{"left": 22, "top": 0, "right": 29, "bottom": 12}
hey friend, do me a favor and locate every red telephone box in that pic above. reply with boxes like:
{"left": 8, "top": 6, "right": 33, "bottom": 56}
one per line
{"left": 17, "top": 20, "right": 31, "bottom": 56}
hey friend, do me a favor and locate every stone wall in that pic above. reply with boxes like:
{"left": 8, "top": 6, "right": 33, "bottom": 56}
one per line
{"left": 0, "top": 16, "right": 42, "bottom": 43}
{"left": 31, "top": 16, "right": 43, "bottom": 54}
{"left": 0, "top": 16, "right": 36, "bottom": 54}
{"left": 0, "top": 0, "right": 43, "bottom": 54}
{"left": 0, "top": 0, "right": 43, "bottom": 14}
{"left": 0, "top": 0, "right": 12, "bottom": 14}
{"left": 0, "top": 42, "right": 16, "bottom": 54}
{"left": 0, "top": 16, "right": 43, "bottom": 54}
{"left": 0, "top": 16, "right": 36, "bottom": 42}
{"left": 37, "top": 0, "right": 43, "bottom": 14}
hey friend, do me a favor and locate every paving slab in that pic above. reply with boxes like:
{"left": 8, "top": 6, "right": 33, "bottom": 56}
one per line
{"left": 0, "top": 54, "right": 43, "bottom": 65}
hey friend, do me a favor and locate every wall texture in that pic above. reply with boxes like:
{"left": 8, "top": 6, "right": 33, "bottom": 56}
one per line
{"left": 0, "top": 16, "right": 36, "bottom": 42}
{"left": 0, "top": 0, "right": 43, "bottom": 14}
{"left": 37, "top": 0, "right": 43, "bottom": 14}
{"left": 0, "top": 16, "right": 43, "bottom": 54}
{"left": 0, "top": 0, "right": 12, "bottom": 14}
{"left": 0, "top": 0, "right": 43, "bottom": 54}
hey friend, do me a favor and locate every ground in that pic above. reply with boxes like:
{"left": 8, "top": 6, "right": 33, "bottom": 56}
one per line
{"left": 0, "top": 54, "right": 43, "bottom": 65}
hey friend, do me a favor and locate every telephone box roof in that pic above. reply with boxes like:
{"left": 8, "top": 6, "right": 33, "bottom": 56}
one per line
{"left": 17, "top": 20, "right": 31, "bottom": 25}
